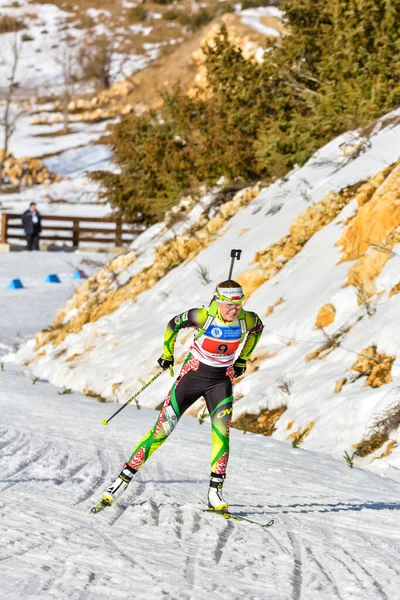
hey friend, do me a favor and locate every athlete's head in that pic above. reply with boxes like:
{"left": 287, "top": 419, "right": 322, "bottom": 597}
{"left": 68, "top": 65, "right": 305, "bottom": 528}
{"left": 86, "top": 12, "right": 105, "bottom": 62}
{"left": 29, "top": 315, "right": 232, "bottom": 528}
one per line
{"left": 214, "top": 280, "right": 245, "bottom": 322}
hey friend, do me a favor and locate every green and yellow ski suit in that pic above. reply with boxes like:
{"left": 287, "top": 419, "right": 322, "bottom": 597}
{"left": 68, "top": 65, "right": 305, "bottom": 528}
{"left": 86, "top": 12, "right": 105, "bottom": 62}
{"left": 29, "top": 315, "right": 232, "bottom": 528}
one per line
{"left": 125, "top": 303, "right": 263, "bottom": 476}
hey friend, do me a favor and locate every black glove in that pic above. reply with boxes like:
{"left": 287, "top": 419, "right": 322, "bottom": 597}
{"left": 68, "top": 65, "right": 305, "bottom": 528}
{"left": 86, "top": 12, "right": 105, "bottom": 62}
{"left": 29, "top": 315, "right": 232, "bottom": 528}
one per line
{"left": 158, "top": 354, "right": 174, "bottom": 370}
{"left": 233, "top": 359, "right": 247, "bottom": 377}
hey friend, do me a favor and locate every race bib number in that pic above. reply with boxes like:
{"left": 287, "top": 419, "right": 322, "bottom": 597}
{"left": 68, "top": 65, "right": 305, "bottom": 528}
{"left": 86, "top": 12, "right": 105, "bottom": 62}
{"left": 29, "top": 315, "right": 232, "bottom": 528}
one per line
{"left": 202, "top": 338, "right": 241, "bottom": 355}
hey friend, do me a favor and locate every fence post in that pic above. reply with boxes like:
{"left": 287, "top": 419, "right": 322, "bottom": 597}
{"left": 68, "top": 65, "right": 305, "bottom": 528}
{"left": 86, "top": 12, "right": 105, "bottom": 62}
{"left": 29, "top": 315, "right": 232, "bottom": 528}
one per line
{"left": 116, "top": 221, "right": 122, "bottom": 246}
{"left": 72, "top": 218, "right": 79, "bottom": 248}
{"left": 1, "top": 213, "right": 7, "bottom": 244}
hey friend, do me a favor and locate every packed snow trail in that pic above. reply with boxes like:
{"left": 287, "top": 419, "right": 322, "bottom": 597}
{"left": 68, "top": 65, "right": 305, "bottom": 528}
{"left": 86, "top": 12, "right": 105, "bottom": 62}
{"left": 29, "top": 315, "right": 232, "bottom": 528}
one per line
{"left": 1, "top": 364, "right": 399, "bottom": 600}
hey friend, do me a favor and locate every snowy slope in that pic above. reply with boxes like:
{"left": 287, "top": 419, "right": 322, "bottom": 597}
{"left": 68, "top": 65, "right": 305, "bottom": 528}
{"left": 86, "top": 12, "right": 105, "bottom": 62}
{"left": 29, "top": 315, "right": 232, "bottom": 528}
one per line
{"left": 1, "top": 362, "right": 400, "bottom": 600}
{"left": 0, "top": 0, "right": 286, "bottom": 227}
{"left": 0, "top": 0, "right": 145, "bottom": 222}
{"left": 11, "top": 108, "right": 400, "bottom": 479}
{"left": 0, "top": 1, "right": 151, "bottom": 92}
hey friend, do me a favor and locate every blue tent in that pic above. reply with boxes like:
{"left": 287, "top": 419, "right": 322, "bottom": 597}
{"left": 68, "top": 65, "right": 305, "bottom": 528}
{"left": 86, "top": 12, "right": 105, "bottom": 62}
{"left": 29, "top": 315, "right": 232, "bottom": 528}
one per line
{"left": 45, "top": 274, "right": 61, "bottom": 283}
{"left": 7, "top": 278, "right": 24, "bottom": 290}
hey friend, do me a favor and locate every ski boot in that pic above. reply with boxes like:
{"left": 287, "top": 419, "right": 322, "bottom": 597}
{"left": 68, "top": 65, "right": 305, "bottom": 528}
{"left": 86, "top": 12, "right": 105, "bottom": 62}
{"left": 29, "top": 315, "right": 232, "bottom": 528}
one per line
{"left": 207, "top": 472, "right": 228, "bottom": 513}
{"left": 91, "top": 464, "right": 137, "bottom": 513}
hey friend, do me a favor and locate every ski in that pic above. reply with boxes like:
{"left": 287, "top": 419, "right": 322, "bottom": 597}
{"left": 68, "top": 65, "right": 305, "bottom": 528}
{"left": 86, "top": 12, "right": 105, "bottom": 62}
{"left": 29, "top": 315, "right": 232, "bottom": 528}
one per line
{"left": 203, "top": 509, "right": 274, "bottom": 528}
{"left": 90, "top": 499, "right": 111, "bottom": 514}
{"left": 90, "top": 500, "right": 274, "bottom": 527}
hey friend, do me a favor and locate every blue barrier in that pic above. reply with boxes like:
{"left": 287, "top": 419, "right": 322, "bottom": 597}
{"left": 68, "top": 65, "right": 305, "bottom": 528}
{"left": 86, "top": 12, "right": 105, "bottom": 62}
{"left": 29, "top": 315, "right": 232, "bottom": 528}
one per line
{"left": 7, "top": 278, "right": 24, "bottom": 290}
{"left": 45, "top": 274, "right": 61, "bottom": 283}
{"left": 72, "top": 269, "right": 88, "bottom": 280}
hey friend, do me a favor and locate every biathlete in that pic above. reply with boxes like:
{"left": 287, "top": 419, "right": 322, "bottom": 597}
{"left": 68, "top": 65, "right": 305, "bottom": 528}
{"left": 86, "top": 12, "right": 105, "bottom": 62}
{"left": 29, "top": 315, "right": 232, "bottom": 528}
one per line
{"left": 96, "top": 280, "right": 263, "bottom": 513}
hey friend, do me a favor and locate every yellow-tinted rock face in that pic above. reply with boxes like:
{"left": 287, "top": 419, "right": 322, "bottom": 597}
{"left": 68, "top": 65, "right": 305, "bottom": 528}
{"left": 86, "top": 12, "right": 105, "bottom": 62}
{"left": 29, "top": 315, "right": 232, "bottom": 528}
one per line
{"left": 265, "top": 297, "right": 285, "bottom": 317}
{"left": 331, "top": 160, "right": 400, "bottom": 314}
{"left": 236, "top": 268, "right": 269, "bottom": 298}
{"left": 389, "top": 281, "right": 400, "bottom": 297}
{"left": 336, "top": 161, "right": 400, "bottom": 300}
{"left": 337, "top": 162, "right": 400, "bottom": 262}
{"left": 347, "top": 228, "right": 400, "bottom": 301}
{"left": 315, "top": 304, "right": 336, "bottom": 328}
{"left": 335, "top": 344, "right": 395, "bottom": 392}
{"left": 350, "top": 345, "right": 395, "bottom": 388}
{"left": 372, "top": 440, "right": 398, "bottom": 461}
{"left": 334, "top": 377, "right": 347, "bottom": 394}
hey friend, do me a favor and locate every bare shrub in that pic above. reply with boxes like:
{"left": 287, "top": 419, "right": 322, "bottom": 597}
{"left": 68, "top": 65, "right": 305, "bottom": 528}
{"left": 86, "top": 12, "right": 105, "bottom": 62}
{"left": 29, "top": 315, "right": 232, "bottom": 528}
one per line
{"left": 306, "top": 316, "right": 363, "bottom": 362}
{"left": 367, "top": 240, "right": 397, "bottom": 258}
{"left": 352, "top": 274, "right": 377, "bottom": 317}
{"left": 54, "top": 41, "right": 78, "bottom": 132}
{"left": 0, "top": 35, "right": 23, "bottom": 188}
{"left": 79, "top": 35, "right": 114, "bottom": 90}
{"left": 196, "top": 263, "right": 211, "bottom": 285}
{"left": 355, "top": 394, "right": 400, "bottom": 457}
{"left": 126, "top": 6, "right": 147, "bottom": 22}
{"left": 232, "top": 404, "right": 287, "bottom": 436}
{"left": 265, "top": 200, "right": 283, "bottom": 216}
{"left": 277, "top": 376, "right": 293, "bottom": 396}
{"left": 0, "top": 15, "right": 25, "bottom": 34}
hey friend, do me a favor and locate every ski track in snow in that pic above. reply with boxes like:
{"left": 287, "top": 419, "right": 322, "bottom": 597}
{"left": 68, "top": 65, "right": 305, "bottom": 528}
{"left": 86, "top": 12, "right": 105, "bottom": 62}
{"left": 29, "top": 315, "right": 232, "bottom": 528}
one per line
{"left": 1, "top": 366, "right": 399, "bottom": 599}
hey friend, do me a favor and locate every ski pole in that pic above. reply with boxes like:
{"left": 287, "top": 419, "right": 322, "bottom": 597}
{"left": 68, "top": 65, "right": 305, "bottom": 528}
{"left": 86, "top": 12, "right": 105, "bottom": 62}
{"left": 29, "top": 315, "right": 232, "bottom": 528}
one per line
{"left": 228, "top": 249, "right": 242, "bottom": 279}
{"left": 102, "top": 369, "right": 165, "bottom": 426}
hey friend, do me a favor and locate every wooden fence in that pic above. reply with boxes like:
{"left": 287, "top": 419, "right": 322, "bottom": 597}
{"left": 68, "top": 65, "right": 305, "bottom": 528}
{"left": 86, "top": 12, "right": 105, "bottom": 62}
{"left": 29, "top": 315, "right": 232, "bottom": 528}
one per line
{"left": 0, "top": 213, "right": 141, "bottom": 248}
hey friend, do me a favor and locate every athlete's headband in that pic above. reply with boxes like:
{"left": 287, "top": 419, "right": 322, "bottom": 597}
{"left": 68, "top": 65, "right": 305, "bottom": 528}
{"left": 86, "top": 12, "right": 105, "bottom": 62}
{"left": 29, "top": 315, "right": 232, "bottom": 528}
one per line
{"left": 215, "top": 286, "right": 245, "bottom": 304}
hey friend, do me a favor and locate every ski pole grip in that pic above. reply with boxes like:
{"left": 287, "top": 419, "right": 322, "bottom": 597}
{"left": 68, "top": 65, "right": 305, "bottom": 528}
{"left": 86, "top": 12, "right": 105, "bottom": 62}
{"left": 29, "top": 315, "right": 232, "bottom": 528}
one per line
{"left": 230, "top": 249, "right": 242, "bottom": 260}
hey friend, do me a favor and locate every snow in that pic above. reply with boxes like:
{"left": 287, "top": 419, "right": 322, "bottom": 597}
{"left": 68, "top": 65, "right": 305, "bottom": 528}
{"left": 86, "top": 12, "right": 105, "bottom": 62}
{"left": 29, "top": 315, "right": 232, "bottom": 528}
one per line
{"left": 0, "top": 1, "right": 158, "bottom": 93}
{"left": 239, "top": 7, "right": 283, "bottom": 37}
{"left": 7, "top": 107, "right": 400, "bottom": 482}
{"left": 0, "top": 176, "right": 111, "bottom": 218}
{"left": 129, "top": 24, "right": 153, "bottom": 37}
{"left": 0, "top": 3, "right": 75, "bottom": 91}
{"left": 42, "top": 144, "right": 115, "bottom": 177}
{"left": 8, "top": 116, "right": 113, "bottom": 160}
{"left": 1, "top": 357, "right": 400, "bottom": 598}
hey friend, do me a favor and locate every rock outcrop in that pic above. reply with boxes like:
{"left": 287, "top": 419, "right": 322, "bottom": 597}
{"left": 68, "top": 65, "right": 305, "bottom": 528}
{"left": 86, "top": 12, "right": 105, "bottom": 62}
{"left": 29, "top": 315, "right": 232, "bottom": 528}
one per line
{"left": 315, "top": 303, "right": 336, "bottom": 328}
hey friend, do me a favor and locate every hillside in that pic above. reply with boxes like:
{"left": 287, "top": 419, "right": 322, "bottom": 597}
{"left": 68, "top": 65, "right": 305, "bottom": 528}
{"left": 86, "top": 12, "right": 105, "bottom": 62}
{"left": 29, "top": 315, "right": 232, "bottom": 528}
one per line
{"left": 0, "top": 0, "right": 282, "bottom": 223}
{"left": 9, "top": 107, "right": 400, "bottom": 480}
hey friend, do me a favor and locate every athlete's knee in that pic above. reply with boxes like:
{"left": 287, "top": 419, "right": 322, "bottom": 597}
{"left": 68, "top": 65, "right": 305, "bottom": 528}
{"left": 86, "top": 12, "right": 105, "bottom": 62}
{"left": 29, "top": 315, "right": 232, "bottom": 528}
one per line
{"left": 214, "top": 405, "right": 233, "bottom": 420}
{"left": 154, "top": 404, "right": 179, "bottom": 440}
{"left": 212, "top": 404, "right": 232, "bottom": 432}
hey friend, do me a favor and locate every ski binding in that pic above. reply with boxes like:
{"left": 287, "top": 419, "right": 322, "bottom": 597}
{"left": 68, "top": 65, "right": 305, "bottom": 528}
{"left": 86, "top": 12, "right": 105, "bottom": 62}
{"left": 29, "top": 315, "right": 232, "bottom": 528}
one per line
{"left": 90, "top": 499, "right": 111, "bottom": 514}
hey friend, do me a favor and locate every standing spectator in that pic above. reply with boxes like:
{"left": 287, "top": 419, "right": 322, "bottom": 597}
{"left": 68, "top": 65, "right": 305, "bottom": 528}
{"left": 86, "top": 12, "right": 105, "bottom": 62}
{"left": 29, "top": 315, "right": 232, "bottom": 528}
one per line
{"left": 22, "top": 202, "right": 42, "bottom": 251}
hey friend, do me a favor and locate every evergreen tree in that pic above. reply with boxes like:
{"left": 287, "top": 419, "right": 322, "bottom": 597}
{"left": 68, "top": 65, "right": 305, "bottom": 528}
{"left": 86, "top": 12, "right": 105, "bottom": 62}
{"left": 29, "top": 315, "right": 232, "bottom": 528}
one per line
{"left": 94, "top": 0, "right": 400, "bottom": 223}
